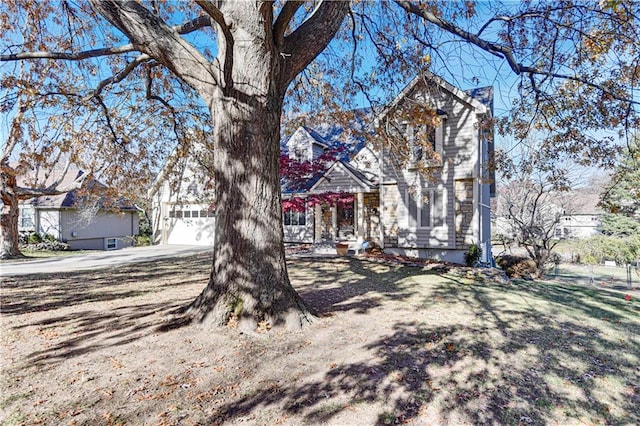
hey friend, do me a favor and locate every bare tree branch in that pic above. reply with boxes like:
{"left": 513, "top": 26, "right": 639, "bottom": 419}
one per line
{"left": 195, "top": 0, "right": 234, "bottom": 89}
{"left": 1, "top": 16, "right": 213, "bottom": 62}
{"left": 394, "top": 0, "right": 640, "bottom": 106}
{"left": 280, "top": 0, "right": 350, "bottom": 88}
{"left": 87, "top": 0, "right": 218, "bottom": 92}
{"left": 2, "top": 100, "right": 26, "bottom": 162}
{"left": 273, "top": 1, "right": 304, "bottom": 47}
{"left": 195, "top": 0, "right": 227, "bottom": 29}
{"left": 0, "top": 44, "right": 137, "bottom": 61}
{"left": 175, "top": 15, "right": 214, "bottom": 34}
{"left": 87, "top": 54, "right": 152, "bottom": 100}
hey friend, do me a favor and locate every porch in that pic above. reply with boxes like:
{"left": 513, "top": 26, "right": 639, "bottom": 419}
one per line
{"left": 312, "top": 192, "right": 380, "bottom": 246}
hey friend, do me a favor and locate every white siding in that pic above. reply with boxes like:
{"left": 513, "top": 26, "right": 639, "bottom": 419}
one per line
{"left": 151, "top": 154, "right": 215, "bottom": 246}
{"left": 283, "top": 208, "right": 314, "bottom": 243}
{"left": 163, "top": 203, "right": 215, "bottom": 246}
{"left": 313, "top": 164, "right": 368, "bottom": 194}
{"left": 350, "top": 146, "right": 380, "bottom": 183}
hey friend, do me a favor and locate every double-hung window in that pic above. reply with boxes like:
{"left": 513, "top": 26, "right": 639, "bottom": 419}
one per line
{"left": 19, "top": 205, "right": 35, "bottom": 228}
{"left": 105, "top": 238, "right": 117, "bottom": 250}
{"left": 407, "top": 188, "right": 444, "bottom": 228}
{"left": 411, "top": 124, "right": 437, "bottom": 162}
{"left": 386, "top": 114, "right": 444, "bottom": 167}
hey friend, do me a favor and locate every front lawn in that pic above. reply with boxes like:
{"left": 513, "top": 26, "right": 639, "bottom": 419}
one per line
{"left": 1, "top": 255, "right": 638, "bottom": 425}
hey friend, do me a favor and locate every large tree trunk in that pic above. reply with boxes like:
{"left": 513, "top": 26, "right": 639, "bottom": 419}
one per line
{"left": 0, "top": 169, "right": 22, "bottom": 259}
{"left": 186, "top": 7, "right": 312, "bottom": 331}
{"left": 89, "top": 0, "right": 349, "bottom": 331}
{"left": 187, "top": 95, "right": 312, "bottom": 331}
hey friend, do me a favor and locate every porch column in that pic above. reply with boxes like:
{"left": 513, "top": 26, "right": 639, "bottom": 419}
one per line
{"left": 331, "top": 206, "right": 337, "bottom": 239}
{"left": 314, "top": 204, "right": 322, "bottom": 242}
{"left": 356, "top": 192, "right": 365, "bottom": 240}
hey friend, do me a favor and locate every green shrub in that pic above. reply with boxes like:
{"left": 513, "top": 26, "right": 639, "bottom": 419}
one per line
{"left": 27, "top": 232, "right": 43, "bottom": 244}
{"left": 577, "top": 234, "right": 640, "bottom": 265}
{"left": 43, "top": 233, "right": 57, "bottom": 243}
{"left": 464, "top": 243, "right": 482, "bottom": 266}
{"left": 135, "top": 235, "right": 152, "bottom": 246}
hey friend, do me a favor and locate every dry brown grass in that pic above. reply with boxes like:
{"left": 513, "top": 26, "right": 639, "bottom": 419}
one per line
{"left": 1, "top": 254, "right": 639, "bottom": 425}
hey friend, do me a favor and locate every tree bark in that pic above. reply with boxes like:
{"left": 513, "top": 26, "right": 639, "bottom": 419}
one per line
{"left": 185, "top": 4, "right": 314, "bottom": 331}
{"left": 0, "top": 168, "right": 22, "bottom": 259}
{"left": 187, "top": 92, "right": 313, "bottom": 330}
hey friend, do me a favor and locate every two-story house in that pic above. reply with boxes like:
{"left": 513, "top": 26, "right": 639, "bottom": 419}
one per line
{"left": 152, "top": 71, "right": 494, "bottom": 265}
{"left": 281, "top": 72, "right": 494, "bottom": 264}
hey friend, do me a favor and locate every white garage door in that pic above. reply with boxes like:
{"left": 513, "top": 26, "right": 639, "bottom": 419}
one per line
{"left": 165, "top": 205, "right": 215, "bottom": 246}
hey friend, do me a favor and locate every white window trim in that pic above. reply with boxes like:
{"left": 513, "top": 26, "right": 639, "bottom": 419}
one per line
{"left": 406, "top": 121, "right": 444, "bottom": 169}
{"left": 105, "top": 237, "right": 117, "bottom": 250}
{"left": 19, "top": 205, "right": 35, "bottom": 229}
{"left": 406, "top": 187, "right": 445, "bottom": 229}
{"left": 283, "top": 206, "right": 308, "bottom": 227}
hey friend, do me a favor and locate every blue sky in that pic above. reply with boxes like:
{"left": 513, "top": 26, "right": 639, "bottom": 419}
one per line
{"left": 1, "top": 1, "right": 625, "bottom": 181}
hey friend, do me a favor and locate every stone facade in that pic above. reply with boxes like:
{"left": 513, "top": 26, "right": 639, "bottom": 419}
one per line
{"left": 455, "top": 178, "right": 474, "bottom": 248}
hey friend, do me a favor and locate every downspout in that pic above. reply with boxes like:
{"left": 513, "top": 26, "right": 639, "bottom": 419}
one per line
{"left": 377, "top": 118, "right": 385, "bottom": 250}
{"left": 477, "top": 118, "right": 492, "bottom": 265}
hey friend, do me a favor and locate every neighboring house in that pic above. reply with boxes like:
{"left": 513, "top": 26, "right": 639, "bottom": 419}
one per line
{"left": 554, "top": 189, "right": 604, "bottom": 239}
{"left": 18, "top": 168, "right": 140, "bottom": 250}
{"left": 149, "top": 143, "right": 216, "bottom": 246}
{"left": 492, "top": 186, "right": 604, "bottom": 242}
{"left": 152, "top": 71, "right": 494, "bottom": 265}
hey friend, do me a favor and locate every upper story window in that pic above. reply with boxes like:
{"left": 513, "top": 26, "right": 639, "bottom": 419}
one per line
{"left": 385, "top": 113, "right": 445, "bottom": 168}
{"left": 410, "top": 124, "right": 437, "bottom": 162}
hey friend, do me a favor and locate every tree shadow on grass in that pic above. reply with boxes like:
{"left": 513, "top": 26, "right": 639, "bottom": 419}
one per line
{"left": 5, "top": 257, "right": 424, "bottom": 372}
{"left": 1, "top": 256, "right": 210, "bottom": 315}
{"left": 210, "top": 267, "right": 640, "bottom": 425}
{"left": 292, "top": 257, "right": 429, "bottom": 315}
{"left": 22, "top": 300, "right": 193, "bottom": 365}
{"left": 2, "top": 257, "right": 211, "bottom": 366}
{"left": 5, "top": 255, "right": 639, "bottom": 424}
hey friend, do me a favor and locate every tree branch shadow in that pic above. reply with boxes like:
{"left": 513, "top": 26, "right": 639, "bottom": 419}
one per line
{"left": 209, "top": 269, "right": 640, "bottom": 424}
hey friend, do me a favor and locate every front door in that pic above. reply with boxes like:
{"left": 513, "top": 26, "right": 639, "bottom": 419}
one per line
{"left": 337, "top": 200, "right": 355, "bottom": 239}
{"left": 321, "top": 205, "right": 333, "bottom": 239}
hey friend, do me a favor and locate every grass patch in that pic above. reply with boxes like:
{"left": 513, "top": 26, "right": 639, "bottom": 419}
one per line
{"left": 1, "top": 255, "right": 639, "bottom": 425}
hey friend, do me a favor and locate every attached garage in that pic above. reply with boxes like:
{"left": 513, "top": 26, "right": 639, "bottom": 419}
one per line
{"left": 163, "top": 204, "right": 215, "bottom": 246}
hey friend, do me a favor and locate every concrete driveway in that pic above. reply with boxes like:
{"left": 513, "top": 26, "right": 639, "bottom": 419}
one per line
{"left": 0, "top": 244, "right": 212, "bottom": 277}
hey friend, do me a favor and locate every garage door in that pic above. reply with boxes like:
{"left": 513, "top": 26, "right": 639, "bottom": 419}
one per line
{"left": 165, "top": 205, "right": 215, "bottom": 246}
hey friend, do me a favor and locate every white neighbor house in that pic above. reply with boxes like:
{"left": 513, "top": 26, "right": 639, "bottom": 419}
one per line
{"left": 152, "top": 72, "right": 494, "bottom": 265}
{"left": 149, "top": 145, "right": 216, "bottom": 246}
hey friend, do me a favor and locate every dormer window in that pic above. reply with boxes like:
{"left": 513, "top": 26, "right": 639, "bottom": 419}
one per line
{"left": 292, "top": 146, "right": 306, "bottom": 161}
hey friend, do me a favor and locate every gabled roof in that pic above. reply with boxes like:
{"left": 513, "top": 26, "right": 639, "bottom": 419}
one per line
{"left": 24, "top": 169, "right": 86, "bottom": 208}
{"left": 309, "top": 161, "right": 377, "bottom": 193}
{"left": 282, "top": 109, "right": 373, "bottom": 160}
{"left": 465, "top": 86, "right": 494, "bottom": 115}
{"left": 20, "top": 168, "right": 136, "bottom": 211}
{"left": 375, "top": 71, "right": 489, "bottom": 126}
{"left": 299, "top": 126, "right": 329, "bottom": 148}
